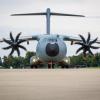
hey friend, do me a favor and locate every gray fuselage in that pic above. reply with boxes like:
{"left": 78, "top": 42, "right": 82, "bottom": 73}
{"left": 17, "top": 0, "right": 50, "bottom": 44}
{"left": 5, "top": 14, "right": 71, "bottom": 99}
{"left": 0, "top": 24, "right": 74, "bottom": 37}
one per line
{"left": 36, "top": 34, "right": 67, "bottom": 62}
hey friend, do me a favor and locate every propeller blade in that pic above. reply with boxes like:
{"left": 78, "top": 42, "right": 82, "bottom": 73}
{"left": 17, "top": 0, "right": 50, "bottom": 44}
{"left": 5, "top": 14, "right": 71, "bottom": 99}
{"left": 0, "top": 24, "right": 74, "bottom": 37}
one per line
{"left": 76, "top": 46, "right": 84, "bottom": 54}
{"left": 89, "top": 38, "right": 98, "bottom": 45}
{"left": 18, "top": 39, "right": 26, "bottom": 44}
{"left": 15, "top": 32, "right": 21, "bottom": 42}
{"left": 9, "top": 49, "right": 14, "bottom": 56}
{"left": 3, "top": 39, "right": 12, "bottom": 45}
{"left": 18, "top": 45, "right": 27, "bottom": 51}
{"left": 87, "top": 32, "right": 91, "bottom": 44}
{"left": 10, "top": 32, "right": 14, "bottom": 42}
{"left": 88, "top": 49, "right": 94, "bottom": 55}
{"left": 79, "top": 34, "right": 86, "bottom": 43}
{"left": 2, "top": 46, "right": 12, "bottom": 50}
{"left": 90, "top": 46, "right": 99, "bottom": 49}
{"left": 16, "top": 48, "right": 20, "bottom": 56}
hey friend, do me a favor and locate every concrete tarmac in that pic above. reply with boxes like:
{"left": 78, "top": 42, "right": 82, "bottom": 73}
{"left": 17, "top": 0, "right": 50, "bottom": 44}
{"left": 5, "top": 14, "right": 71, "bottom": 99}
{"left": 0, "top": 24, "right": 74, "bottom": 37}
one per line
{"left": 0, "top": 69, "right": 100, "bottom": 100}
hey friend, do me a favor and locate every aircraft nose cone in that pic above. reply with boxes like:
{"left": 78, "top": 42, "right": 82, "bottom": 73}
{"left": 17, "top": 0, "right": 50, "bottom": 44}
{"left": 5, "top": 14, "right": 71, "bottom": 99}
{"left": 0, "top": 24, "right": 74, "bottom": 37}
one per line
{"left": 46, "top": 43, "right": 59, "bottom": 57}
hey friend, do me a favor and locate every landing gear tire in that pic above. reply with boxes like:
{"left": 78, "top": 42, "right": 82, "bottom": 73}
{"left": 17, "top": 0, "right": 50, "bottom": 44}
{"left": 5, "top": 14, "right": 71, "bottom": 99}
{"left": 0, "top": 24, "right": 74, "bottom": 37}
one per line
{"left": 31, "top": 65, "right": 38, "bottom": 69}
{"left": 48, "top": 63, "right": 55, "bottom": 69}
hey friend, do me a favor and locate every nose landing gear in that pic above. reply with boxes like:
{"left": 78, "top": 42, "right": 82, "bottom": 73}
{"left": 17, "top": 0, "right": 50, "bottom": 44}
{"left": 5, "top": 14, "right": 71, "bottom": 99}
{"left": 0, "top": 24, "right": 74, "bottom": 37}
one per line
{"left": 48, "top": 61, "right": 55, "bottom": 69}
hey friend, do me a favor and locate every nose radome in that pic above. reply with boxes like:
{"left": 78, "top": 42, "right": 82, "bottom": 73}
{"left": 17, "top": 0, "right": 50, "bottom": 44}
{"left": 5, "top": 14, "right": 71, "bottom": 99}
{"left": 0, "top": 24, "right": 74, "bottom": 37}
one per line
{"left": 46, "top": 43, "right": 59, "bottom": 57}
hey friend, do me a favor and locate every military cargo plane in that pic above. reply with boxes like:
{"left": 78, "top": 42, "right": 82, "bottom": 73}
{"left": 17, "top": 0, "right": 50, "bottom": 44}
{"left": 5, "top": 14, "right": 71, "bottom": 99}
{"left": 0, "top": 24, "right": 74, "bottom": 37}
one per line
{"left": 0, "top": 8, "right": 100, "bottom": 68}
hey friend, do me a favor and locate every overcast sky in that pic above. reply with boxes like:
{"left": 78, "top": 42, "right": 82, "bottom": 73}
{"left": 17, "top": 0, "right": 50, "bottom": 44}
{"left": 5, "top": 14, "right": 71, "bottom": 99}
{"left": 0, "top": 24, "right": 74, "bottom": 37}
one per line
{"left": 0, "top": 0, "right": 100, "bottom": 57}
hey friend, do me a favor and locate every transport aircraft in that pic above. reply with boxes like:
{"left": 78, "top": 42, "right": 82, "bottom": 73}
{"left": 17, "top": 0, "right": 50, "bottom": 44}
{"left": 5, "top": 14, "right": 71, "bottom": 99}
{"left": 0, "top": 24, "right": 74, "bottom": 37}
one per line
{"left": 0, "top": 8, "right": 100, "bottom": 68}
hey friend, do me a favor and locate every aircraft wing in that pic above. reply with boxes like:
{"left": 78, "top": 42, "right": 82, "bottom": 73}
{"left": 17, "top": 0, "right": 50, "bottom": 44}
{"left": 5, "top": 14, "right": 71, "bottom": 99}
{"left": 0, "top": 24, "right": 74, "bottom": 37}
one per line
{"left": 62, "top": 35, "right": 81, "bottom": 45}
{"left": 62, "top": 34, "right": 100, "bottom": 44}
{"left": 63, "top": 35, "right": 81, "bottom": 42}
{"left": 19, "top": 35, "right": 39, "bottom": 41}
{"left": 0, "top": 35, "right": 39, "bottom": 43}
{"left": 96, "top": 41, "right": 100, "bottom": 44}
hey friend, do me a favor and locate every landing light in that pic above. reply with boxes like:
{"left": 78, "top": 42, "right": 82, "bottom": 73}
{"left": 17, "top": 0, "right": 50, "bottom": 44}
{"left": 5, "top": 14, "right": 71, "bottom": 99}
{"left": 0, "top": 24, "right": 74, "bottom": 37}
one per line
{"left": 64, "top": 59, "right": 69, "bottom": 63}
{"left": 33, "top": 59, "right": 36, "bottom": 62}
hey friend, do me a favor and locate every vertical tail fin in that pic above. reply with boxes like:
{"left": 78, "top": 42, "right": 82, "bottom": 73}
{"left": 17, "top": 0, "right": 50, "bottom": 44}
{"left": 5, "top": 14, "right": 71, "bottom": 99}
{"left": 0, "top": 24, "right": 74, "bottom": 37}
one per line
{"left": 11, "top": 8, "right": 85, "bottom": 35}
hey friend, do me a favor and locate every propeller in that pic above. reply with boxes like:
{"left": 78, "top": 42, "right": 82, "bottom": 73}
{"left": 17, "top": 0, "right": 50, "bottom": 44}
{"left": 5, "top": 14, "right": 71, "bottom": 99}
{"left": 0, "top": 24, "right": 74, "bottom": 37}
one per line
{"left": 75, "top": 32, "right": 99, "bottom": 56}
{"left": 3, "top": 32, "right": 27, "bottom": 56}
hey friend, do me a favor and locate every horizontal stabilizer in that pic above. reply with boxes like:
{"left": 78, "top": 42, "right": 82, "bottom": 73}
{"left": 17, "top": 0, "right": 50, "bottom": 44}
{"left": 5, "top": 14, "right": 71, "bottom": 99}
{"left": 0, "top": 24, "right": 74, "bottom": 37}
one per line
{"left": 51, "top": 12, "right": 85, "bottom": 17}
{"left": 11, "top": 12, "right": 85, "bottom": 17}
{"left": 11, "top": 12, "right": 46, "bottom": 16}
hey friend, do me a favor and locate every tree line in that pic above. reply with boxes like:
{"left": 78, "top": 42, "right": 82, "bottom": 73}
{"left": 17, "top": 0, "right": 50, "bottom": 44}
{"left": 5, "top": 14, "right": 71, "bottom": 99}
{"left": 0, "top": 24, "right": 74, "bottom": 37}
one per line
{"left": 0, "top": 51, "right": 36, "bottom": 69}
{"left": 0, "top": 51, "right": 100, "bottom": 69}
{"left": 70, "top": 53, "right": 100, "bottom": 68}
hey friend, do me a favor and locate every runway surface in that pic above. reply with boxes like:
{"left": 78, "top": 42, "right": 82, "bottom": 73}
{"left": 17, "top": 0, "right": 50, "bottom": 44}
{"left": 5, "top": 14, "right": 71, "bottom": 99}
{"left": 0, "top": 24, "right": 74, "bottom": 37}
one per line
{"left": 0, "top": 69, "right": 100, "bottom": 100}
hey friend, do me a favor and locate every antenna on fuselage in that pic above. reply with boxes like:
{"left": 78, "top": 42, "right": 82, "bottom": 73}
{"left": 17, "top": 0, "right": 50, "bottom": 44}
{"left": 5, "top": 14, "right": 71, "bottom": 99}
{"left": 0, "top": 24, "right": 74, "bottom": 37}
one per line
{"left": 11, "top": 8, "right": 85, "bottom": 35}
